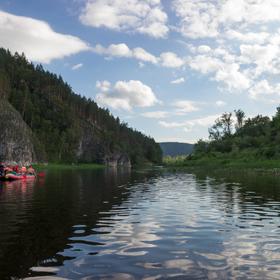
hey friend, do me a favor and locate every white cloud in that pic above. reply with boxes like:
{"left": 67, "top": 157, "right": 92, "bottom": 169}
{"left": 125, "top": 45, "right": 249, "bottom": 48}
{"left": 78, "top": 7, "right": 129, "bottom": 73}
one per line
{"left": 197, "top": 45, "right": 211, "bottom": 54}
{"left": 173, "top": 100, "right": 200, "bottom": 115}
{"left": 226, "top": 30, "right": 270, "bottom": 44}
{"left": 133, "top": 47, "right": 158, "bottom": 64}
{"left": 94, "top": 43, "right": 131, "bottom": 57}
{"left": 93, "top": 43, "right": 158, "bottom": 63}
{"left": 79, "top": 0, "right": 168, "bottom": 38}
{"left": 71, "top": 63, "right": 83, "bottom": 70}
{"left": 96, "top": 80, "right": 159, "bottom": 111}
{"left": 216, "top": 100, "right": 226, "bottom": 107}
{"left": 171, "top": 77, "right": 185, "bottom": 84}
{"left": 240, "top": 44, "right": 280, "bottom": 76}
{"left": 215, "top": 63, "right": 251, "bottom": 91}
{"left": 159, "top": 121, "right": 186, "bottom": 128}
{"left": 0, "top": 10, "right": 89, "bottom": 63}
{"left": 189, "top": 55, "right": 222, "bottom": 74}
{"left": 93, "top": 43, "right": 185, "bottom": 68}
{"left": 172, "top": 1, "right": 280, "bottom": 98}
{"left": 172, "top": 0, "right": 280, "bottom": 39}
{"left": 141, "top": 111, "right": 168, "bottom": 119}
{"left": 189, "top": 54, "right": 251, "bottom": 91}
{"left": 159, "top": 114, "right": 220, "bottom": 132}
{"left": 96, "top": 80, "right": 111, "bottom": 92}
{"left": 160, "top": 52, "right": 185, "bottom": 68}
{"left": 249, "top": 80, "right": 280, "bottom": 102}
{"left": 172, "top": 0, "right": 219, "bottom": 39}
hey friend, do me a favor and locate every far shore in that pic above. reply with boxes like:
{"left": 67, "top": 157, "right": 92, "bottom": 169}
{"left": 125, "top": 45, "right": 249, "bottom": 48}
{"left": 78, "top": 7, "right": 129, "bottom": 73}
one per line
{"left": 163, "top": 156, "right": 280, "bottom": 175}
{"left": 33, "top": 163, "right": 105, "bottom": 170}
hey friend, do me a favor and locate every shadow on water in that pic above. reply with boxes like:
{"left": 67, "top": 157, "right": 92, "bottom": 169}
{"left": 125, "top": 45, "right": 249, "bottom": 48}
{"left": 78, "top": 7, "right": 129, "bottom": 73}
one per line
{"left": 0, "top": 167, "right": 160, "bottom": 279}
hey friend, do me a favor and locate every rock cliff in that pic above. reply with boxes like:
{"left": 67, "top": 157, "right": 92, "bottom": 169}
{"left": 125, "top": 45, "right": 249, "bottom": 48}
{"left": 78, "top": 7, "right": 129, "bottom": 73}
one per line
{"left": 0, "top": 101, "right": 37, "bottom": 165}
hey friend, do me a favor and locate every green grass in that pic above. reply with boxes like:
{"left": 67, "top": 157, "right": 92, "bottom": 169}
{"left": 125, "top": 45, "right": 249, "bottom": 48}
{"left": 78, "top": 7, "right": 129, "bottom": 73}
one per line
{"left": 163, "top": 155, "right": 280, "bottom": 173}
{"left": 34, "top": 163, "right": 105, "bottom": 170}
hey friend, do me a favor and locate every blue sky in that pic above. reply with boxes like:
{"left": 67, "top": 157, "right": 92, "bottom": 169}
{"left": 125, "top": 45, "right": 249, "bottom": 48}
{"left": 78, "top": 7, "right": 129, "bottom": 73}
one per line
{"left": 1, "top": 0, "right": 280, "bottom": 143}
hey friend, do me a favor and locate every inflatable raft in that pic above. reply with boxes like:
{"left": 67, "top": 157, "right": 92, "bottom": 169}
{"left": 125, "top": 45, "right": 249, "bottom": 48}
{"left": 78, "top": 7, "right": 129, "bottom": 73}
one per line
{"left": 0, "top": 173, "right": 36, "bottom": 181}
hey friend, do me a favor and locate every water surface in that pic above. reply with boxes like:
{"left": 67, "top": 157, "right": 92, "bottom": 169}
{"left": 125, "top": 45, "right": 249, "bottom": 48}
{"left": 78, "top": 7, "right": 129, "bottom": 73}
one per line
{"left": 1, "top": 168, "right": 280, "bottom": 279}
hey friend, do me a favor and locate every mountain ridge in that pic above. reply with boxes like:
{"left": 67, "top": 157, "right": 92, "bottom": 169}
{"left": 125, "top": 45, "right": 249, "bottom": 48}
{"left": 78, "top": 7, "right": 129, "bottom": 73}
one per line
{"left": 159, "top": 142, "right": 194, "bottom": 157}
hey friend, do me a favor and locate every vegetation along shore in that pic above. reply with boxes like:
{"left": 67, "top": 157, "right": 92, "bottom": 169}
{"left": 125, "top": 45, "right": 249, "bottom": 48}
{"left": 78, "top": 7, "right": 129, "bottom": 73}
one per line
{"left": 164, "top": 108, "right": 280, "bottom": 173}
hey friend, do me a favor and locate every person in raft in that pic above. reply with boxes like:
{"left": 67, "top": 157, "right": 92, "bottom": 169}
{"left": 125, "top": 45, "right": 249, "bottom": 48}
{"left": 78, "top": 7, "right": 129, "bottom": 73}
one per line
{"left": 4, "top": 166, "right": 13, "bottom": 174}
{"left": 27, "top": 165, "right": 36, "bottom": 175}
{"left": 20, "top": 166, "right": 27, "bottom": 174}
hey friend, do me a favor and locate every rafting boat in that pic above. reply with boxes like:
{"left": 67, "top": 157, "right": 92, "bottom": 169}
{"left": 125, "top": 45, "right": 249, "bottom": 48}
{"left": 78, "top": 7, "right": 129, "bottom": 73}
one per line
{"left": 0, "top": 173, "right": 36, "bottom": 181}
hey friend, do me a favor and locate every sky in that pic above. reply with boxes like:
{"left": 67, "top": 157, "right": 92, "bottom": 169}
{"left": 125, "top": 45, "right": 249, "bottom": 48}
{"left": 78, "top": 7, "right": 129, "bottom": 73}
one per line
{"left": 1, "top": 0, "right": 280, "bottom": 143}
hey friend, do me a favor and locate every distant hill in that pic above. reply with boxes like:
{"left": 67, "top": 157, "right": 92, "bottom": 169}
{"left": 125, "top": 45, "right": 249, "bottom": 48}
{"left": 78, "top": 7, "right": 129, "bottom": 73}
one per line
{"left": 159, "top": 142, "right": 194, "bottom": 157}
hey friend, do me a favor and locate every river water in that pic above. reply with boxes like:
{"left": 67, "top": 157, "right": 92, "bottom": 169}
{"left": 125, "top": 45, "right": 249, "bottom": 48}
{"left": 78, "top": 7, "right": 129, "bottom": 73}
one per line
{"left": 1, "top": 168, "right": 280, "bottom": 279}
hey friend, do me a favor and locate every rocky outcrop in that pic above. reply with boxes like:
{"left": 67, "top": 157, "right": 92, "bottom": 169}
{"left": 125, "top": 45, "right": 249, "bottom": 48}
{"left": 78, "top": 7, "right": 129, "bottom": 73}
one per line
{"left": 76, "top": 122, "right": 131, "bottom": 167}
{"left": 76, "top": 122, "right": 105, "bottom": 163}
{"left": 104, "top": 153, "right": 131, "bottom": 167}
{"left": 0, "top": 101, "right": 37, "bottom": 165}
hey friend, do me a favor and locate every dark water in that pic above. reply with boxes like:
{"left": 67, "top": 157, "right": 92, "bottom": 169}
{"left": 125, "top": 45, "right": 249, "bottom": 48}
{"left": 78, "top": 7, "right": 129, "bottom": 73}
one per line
{"left": 1, "top": 168, "right": 280, "bottom": 279}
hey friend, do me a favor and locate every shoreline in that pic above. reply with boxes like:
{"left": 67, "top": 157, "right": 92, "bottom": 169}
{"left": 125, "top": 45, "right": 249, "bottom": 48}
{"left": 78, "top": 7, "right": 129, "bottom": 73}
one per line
{"left": 163, "top": 157, "right": 280, "bottom": 175}
{"left": 33, "top": 163, "right": 106, "bottom": 170}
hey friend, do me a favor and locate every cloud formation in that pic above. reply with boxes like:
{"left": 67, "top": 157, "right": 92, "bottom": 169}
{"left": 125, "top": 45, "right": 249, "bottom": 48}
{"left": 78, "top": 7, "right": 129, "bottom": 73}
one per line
{"left": 216, "top": 100, "right": 226, "bottom": 107}
{"left": 80, "top": 0, "right": 168, "bottom": 38}
{"left": 71, "top": 63, "right": 83, "bottom": 70}
{"left": 159, "top": 114, "right": 220, "bottom": 132}
{"left": 171, "top": 77, "right": 185, "bottom": 84}
{"left": 0, "top": 10, "right": 89, "bottom": 63}
{"left": 96, "top": 80, "right": 159, "bottom": 111}
{"left": 93, "top": 43, "right": 158, "bottom": 64}
{"left": 159, "top": 52, "right": 185, "bottom": 68}
{"left": 173, "top": 0, "right": 280, "bottom": 100}
{"left": 172, "top": 0, "right": 280, "bottom": 39}
{"left": 141, "top": 111, "right": 168, "bottom": 119}
{"left": 93, "top": 43, "right": 185, "bottom": 68}
{"left": 173, "top": 100, "right": 200, "bottom": 115}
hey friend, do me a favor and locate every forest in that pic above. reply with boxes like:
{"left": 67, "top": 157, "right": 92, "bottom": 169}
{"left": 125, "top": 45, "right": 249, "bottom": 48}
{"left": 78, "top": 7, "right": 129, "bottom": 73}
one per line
{"left": 192, "top": 108, "right": 280, "bottom": 162}
{"left": 164, "top": 107, "right": 280, "bottom": 168}
{"left": 0, "top": 48, "right": 162, "bottom": 164}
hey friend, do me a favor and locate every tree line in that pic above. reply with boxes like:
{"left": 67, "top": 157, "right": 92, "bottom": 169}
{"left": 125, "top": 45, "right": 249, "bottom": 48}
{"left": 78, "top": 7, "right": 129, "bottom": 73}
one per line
{"left": 194, "top": 107, "right": 280, "bottom": 160}
{"left": 0, "top": 48, "right": 162, "bottom": 164}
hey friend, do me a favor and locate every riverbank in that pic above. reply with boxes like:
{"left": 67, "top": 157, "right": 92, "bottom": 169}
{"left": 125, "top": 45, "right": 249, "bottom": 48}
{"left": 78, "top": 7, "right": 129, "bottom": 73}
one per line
{"left": 34, "top": 163, "right": 105, "bottom": 171}
{"left": 163, "top": 155, "right": 280, "bottom": 174}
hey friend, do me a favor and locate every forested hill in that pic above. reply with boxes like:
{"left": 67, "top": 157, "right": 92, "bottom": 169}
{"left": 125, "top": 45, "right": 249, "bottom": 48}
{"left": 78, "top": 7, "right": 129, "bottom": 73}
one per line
{"left": 159, "top": 142, "right": 194, "bottom": 157}
{"left": 0, "top": 48, "right": 162, "bottom": 165}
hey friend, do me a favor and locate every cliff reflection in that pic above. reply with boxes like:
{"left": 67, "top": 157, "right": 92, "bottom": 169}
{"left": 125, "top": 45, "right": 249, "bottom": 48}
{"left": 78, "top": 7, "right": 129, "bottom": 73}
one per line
{"left": 0, "top": 167, "right": 158, "bottom": 280}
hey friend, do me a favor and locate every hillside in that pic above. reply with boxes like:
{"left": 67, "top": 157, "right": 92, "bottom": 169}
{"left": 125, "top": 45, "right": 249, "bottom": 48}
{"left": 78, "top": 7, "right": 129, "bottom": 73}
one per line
{"left": 159, "top": 142, "right": 194, "bottom": 157}
{"left": 0, "top": 48, "right": 162, "bottom": 165}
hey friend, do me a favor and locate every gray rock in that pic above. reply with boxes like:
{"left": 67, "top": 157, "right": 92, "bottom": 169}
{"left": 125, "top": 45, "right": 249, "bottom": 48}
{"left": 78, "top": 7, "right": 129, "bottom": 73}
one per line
{"left": 0, "top": 100, "right": 37, "bottom": 165}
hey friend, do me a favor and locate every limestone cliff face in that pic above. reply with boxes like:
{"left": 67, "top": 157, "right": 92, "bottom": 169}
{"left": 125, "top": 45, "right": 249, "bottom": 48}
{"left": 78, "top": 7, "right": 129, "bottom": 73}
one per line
{"left": 76, "top": 122, "right": 131, "bottom": 167}
{"left": 76, "top": 122, "right": 105, "bottom": 163}
{"left": 0, "top": 104, "right": 131, "bottom": 166}
{"left": 104, "top": 153, "right": 131, "bottom": 167}
{"left": 0, "top": 101, "right": 37, "bottom": 165}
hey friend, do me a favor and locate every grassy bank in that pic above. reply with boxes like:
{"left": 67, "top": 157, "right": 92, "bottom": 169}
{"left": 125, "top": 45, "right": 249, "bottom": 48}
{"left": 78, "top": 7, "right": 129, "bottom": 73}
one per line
{"left": 163, "top": 155, "right": 280, "bottom": 173}
{"left": 34, "top": 163, "right": 105, "bottom": 170}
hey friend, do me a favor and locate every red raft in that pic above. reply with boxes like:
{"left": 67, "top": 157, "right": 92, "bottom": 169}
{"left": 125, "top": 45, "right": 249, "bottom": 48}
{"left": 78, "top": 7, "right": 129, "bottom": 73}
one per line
{"left": 0, "top": 173, "right": 36, "bottom": 181}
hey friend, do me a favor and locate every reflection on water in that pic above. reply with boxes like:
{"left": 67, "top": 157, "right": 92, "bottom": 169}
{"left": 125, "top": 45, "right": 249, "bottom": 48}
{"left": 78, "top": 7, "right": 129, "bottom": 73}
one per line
{"left": 1, "top": 168, "right": 280, "bottom": 279}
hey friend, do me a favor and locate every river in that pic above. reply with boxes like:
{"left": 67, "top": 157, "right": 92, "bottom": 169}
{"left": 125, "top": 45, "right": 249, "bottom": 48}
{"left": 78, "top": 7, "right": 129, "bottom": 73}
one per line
{"left": 1, "top": 168, "right": 280, "bottom": 279}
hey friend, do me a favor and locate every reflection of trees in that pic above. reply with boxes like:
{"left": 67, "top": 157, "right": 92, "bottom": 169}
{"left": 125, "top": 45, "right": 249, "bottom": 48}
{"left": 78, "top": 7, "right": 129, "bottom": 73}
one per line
{"left": 192, "top": 169, "right": 280, "bottom": 216}
{"left": 0, "top": 168, "right": 158, "bottom": 279}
